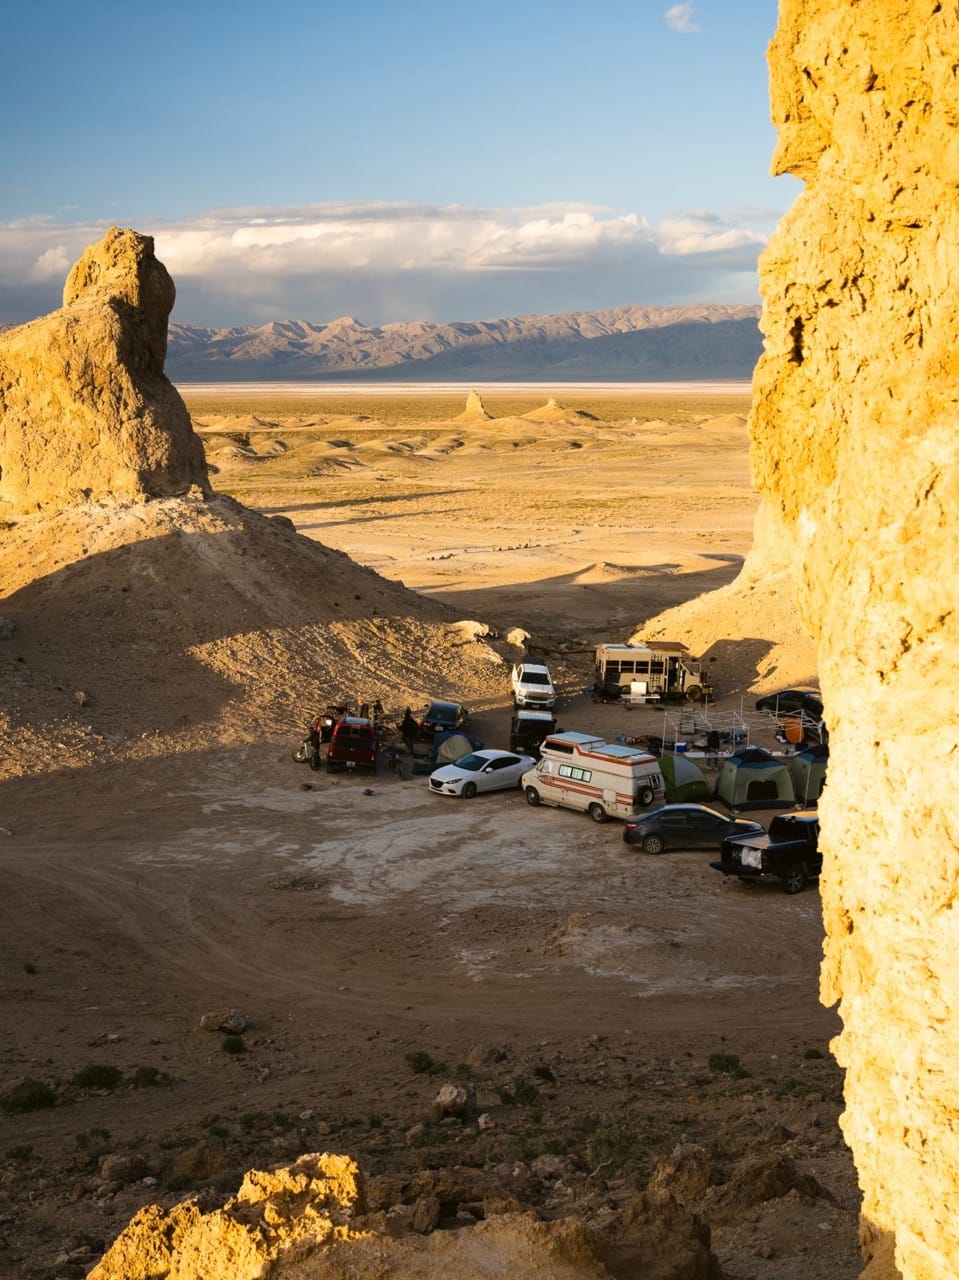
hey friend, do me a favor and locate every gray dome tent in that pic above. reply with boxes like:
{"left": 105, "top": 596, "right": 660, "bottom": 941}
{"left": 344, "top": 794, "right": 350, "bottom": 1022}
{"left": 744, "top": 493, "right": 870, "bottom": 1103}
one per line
{"left": 714, "top": 747, "right": 796, "bottom": 811}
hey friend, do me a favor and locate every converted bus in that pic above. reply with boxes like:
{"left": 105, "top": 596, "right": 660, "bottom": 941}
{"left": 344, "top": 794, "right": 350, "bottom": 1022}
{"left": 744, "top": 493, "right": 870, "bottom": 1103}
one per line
{"left": 594, "top": 642, "right": 712, "bottom": 702}
{"left": 520, "top": 731, "right": 664, "bottom": 823}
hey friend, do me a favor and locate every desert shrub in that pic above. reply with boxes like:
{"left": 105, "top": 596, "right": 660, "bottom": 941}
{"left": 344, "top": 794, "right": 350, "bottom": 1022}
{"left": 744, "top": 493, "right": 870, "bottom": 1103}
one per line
{"left": 587, "top": 1122, "right": 638, "bottom": 1167}
{"left": 5, "top": 1144, "right": 33, "bottom": 1160}
{"left": 804, "top": 1047, "right": 825, "bottom": 1060}
{"left": 1, "top": 1081, "right": 56, "bottom": 1113}
{"left": 708, "top": 1052, "right": 743, "bottom": 1075}
{"left": 405, "top": 1050, "right": 445, "bottom": 1076}
{"left": 73, "top": 1064, "right": 122, "bottom": 1090}
{"left": 132, "top": 1065, "right": 164, "bottom": 1087}
{"left": 75, "top": 1128, "right": 111, "bottom": 1165}
{"left": 22, "top": 960, "right": 37, "bottom": 974}
{"left": 511, "top": 1076, "right": 539, "bottom": 1105}
{"left": 221, "top": 1035, "right": 246, "bottom": 1054}
{"left": 165, "top": 1173, "right": 196, "bottom": 1192}
{"left": 533, "top": 1065, "right": 556, "bottom": 1083}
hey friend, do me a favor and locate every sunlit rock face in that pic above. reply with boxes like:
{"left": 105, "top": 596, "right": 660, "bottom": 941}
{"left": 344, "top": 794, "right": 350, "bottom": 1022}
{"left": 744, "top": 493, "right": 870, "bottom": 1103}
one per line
{"left": 754, "top": 4, "right": 959, "bottom": 1277}
{"left": 0, "top": 227, "right": 209, "bottom": 512}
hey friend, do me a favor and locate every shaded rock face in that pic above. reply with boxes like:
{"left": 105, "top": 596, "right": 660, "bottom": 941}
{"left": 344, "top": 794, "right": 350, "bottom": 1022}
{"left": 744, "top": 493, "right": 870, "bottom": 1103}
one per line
{"left": 754, "top": 4, "right": 959, "bottom": 1277}
{"left": 0, "top": 227, "right": 209, "bottom": 512}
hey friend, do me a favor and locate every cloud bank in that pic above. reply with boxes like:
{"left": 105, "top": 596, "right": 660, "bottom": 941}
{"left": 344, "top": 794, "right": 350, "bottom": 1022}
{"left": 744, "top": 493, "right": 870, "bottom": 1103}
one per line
{"left": 0, "top": 202, "right": 771, "bottom": 328}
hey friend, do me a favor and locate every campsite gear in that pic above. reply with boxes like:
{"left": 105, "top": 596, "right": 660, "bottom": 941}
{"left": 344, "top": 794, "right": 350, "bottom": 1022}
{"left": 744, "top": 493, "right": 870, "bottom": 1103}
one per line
{"left": 713, "top": 747, "right": 796, "bottom": 811}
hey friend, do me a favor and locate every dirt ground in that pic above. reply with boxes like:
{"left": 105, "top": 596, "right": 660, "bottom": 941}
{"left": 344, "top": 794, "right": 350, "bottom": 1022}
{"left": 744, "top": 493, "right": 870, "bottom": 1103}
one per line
{"left": 0, "top": 389, "right": 861, "bottom": 1279}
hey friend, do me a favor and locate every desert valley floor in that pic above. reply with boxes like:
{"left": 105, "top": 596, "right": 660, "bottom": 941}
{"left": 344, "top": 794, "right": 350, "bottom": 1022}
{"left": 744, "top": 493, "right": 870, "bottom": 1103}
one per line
{"left": 0, "top": 387, "right": 860, "bottom": 1279}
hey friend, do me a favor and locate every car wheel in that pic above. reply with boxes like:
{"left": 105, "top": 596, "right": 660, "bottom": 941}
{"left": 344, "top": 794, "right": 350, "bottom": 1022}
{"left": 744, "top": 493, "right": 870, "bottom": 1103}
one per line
{"left": 642, "top": 835, "right": 665, "bottom": 854}
{"left": 525, "top": 787, "right": 540, "bottom": 806}
{"left": 462, "top": 782, "right": 477, "bottom": 799}
{"left": 588, "top": 803, "right": 607, "bottom": 824}
{"left": 685, "top": 683, "right": 703, "bottom": 701}
{"left": 781, "top": 860, "right": 807, "bottom": 894}
{"left": 638, "top": 787, "right": 654, "bottom": 807}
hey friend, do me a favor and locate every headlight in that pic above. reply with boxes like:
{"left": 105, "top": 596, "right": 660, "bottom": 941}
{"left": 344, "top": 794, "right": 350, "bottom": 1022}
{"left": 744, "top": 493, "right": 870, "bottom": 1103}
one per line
{"left": 739, "top": 846, "right": 763, "bottom": 869}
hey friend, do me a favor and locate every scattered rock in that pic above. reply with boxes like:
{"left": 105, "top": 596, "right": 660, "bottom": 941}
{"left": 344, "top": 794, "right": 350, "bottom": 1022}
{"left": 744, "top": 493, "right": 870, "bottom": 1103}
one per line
{"left": 430, "top": 1082, "right": 476, "bottom": 1121}
{"left": 98, "top": 1154, "right": 148, "bottom": 1185}
{"left": 199, "top": 1010, "right": 247, "bottom": 1035}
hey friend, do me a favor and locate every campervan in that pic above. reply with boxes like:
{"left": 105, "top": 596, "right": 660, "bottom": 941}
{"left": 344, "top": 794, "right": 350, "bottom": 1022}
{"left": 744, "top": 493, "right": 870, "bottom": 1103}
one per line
{"left": 594, "top": 642, "right": 712, "bottom": 702}
{"left": 521, "top": 731, "right": 664, "bottom": 823}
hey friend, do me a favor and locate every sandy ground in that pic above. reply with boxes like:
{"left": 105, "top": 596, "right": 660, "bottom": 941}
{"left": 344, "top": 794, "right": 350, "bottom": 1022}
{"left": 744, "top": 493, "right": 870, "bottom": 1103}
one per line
{"left": 0, "top": 389, "right": 859, "bottom": 1279}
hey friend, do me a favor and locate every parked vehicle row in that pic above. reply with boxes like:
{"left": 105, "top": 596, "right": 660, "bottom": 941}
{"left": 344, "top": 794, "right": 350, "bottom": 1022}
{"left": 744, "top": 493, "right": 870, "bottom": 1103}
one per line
{"left": 292, "top": 675, "right": 825, "bottom": 895}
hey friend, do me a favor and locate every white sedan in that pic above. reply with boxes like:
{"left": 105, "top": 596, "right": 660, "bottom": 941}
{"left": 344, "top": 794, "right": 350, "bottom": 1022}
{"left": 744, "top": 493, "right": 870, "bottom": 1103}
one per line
{"left": 429, "top": 749, "right": 536, "bottom": 798}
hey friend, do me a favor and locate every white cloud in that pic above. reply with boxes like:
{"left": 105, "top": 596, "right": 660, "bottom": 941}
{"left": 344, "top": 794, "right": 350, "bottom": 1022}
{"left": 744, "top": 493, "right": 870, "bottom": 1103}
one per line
{"left": 664, "top": 3, "right": 702, "bottom": 34}
{"left": 0, "top": 201, "right": 770, "bottom": 327}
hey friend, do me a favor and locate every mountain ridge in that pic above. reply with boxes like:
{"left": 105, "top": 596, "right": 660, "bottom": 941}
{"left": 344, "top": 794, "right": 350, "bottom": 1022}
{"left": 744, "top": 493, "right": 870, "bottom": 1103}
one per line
{"left": 166, "top": 302, "right": 762, "bottom": 381}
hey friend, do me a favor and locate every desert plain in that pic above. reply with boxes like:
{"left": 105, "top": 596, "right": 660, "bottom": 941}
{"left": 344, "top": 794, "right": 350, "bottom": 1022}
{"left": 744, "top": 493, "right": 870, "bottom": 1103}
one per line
{"left": 0, "top": 386, "right": 858, "bottom": 1279}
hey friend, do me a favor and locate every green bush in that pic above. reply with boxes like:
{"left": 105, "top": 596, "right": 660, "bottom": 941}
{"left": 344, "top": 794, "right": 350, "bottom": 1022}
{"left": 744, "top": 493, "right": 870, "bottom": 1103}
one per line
{"left": 708, "top": 1052, "right": 742, "bottom": 1075}
{"left": 405, "top": 1050, "right": 445, "bottom": 1076}
{"left": 73, "top": 1064, "right": 122, "bottom": 1090}
{"left": 1, "top": 1081, "right": 56, "bottom": 1113}
{"left": 221, "top": 1036, "right": 246, "bottom": 1054}
{"left": 132, "top": 1065, "right": 164, "bottom": 1088}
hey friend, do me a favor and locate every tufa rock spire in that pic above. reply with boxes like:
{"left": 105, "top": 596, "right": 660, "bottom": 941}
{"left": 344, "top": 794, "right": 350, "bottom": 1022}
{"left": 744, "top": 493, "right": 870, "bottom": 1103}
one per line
{"left": 0, "top": 227, "right": 210, "bottom": 513}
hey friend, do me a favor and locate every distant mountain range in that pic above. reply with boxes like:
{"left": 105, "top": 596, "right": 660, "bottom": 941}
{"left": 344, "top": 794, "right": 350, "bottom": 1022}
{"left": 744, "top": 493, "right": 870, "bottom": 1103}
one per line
{"left": 165, "top": 303, "right": 762, "bottom": 382}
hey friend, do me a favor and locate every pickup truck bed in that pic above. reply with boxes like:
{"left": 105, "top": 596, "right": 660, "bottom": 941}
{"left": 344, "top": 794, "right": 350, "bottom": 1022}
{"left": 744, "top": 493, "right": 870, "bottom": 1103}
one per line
{"left": 710, "top": 811, "right": 821, "bottom": 894}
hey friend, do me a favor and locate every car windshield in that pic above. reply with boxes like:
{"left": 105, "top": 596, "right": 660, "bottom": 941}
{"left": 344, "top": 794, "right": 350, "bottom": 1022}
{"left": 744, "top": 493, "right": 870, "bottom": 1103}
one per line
{"left": 522, "top": 672, "right": 550, "bottom": 684}
{"left": 453, "top": 754, "right": 486, "bottom": 771}
{"left": 427, "top": 703, "right": 455, "bottom": 718}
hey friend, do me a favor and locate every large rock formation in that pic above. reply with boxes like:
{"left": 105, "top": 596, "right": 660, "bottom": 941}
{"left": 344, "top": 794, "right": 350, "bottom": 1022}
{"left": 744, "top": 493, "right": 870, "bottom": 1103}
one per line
{"left": 0, "top": 227, "right": 208, "bottom": 512}
{"left": 754, "top": 4, "right": 959, "bottom": 1277}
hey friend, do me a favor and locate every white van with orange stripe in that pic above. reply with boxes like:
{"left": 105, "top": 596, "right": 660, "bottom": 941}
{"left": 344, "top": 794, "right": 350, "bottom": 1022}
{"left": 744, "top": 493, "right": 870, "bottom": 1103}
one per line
{"left": 521, "top": 731, "right": 664, "bottom": 824}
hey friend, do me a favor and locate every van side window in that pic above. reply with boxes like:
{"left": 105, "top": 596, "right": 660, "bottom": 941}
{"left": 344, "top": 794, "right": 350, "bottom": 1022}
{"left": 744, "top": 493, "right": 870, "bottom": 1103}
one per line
{"left": 544, "top": 741, "right": 574, "bottom": 755}
{"left": 558, "top": 764, "right": 592, "bottom": 783}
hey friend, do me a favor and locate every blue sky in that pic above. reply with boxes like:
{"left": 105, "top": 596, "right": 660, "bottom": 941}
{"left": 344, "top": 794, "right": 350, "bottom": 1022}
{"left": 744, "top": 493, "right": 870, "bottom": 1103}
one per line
{"left": 1, "top": 0, "right": 798, "bottom": 327}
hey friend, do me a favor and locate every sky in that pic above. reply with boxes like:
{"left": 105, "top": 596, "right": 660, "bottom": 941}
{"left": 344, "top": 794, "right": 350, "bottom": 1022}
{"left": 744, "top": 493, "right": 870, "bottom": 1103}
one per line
{"left": 0, "top": 0, "right": 799, "bottom": 329}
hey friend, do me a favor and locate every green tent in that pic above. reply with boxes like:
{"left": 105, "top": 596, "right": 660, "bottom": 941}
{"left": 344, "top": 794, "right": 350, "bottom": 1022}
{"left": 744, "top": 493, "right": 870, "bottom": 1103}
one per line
{"left": 659, "top": 752, "right": 712, "bottom": 802}
{"left": 787, "top": 743, "right": 829, "bottom": 806}
{"left": 714, "top": 747, "right": 796, "bottom": 810}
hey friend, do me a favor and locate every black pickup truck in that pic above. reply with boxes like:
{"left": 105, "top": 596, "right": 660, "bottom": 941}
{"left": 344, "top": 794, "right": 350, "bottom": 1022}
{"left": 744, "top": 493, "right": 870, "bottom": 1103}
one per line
{"left": 710, "top": 811, "right": 821, "bottom": 894}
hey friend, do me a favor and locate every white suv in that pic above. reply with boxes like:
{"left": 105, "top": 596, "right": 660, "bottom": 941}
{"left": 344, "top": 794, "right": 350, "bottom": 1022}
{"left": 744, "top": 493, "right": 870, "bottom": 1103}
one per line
{"left": 511, "top": 661, "right": 556, "bottom": 709}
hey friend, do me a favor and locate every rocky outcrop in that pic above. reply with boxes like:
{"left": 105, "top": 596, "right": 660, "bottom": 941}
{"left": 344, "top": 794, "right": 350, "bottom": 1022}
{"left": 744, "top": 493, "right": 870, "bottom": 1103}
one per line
{"left": 86, "top": 1150, "right": 718, "bottom": 1280}
{"left": 455, "top": 388, "right": 492, "bottom": 421}
{"left": 753, "top": 3, "right": 959, "bottom": 1277}
{"left": 0, "top": 227, "right": 209, "bottom": 512}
